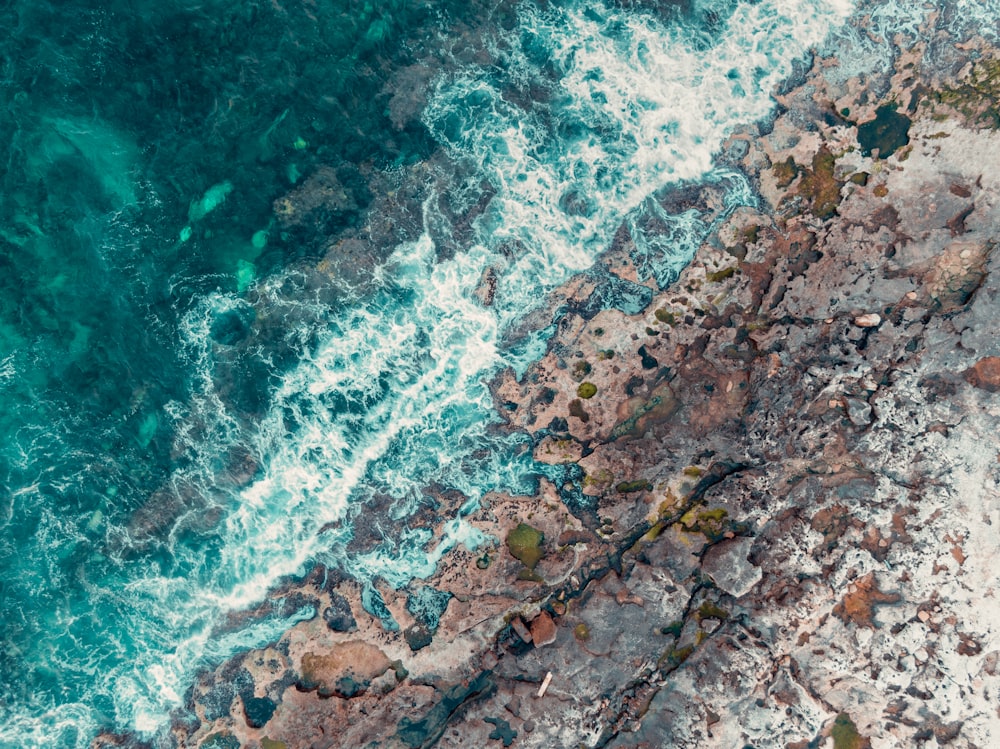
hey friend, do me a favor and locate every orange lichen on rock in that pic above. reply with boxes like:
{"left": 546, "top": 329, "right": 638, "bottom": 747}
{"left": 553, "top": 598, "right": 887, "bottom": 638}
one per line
{"left": 966, "top": 356, "right": 1000, "bottom": 392}
{"left": 833, "top": 573, "right": 901, "bottom": 629}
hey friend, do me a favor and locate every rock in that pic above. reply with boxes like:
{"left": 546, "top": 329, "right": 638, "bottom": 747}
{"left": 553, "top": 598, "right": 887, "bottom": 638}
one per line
{"left": 510, "top": 617, "right": 532, "bottom": 644}
{"left": 297, "top": 641, "right": 393, "bottom": 698}
{"left": 845, "top": 397, "right": 873, "bottom": 427}
{"left": 700, "top": 537, "right": 762, "bottom": 599}
{"left": 484, "top": 716, "right": 517, "bottom": 747}
{"left": 322, "top": 591, "right": 357, "bottom": 632}
{"left": 965, "top": 356, "right": 1000, "bottom": 392}
{"left": 529, "top": 611, "right": 557, "bottom": 648}
{"left": 534, "top": 435, "right": 584, "bottom": 465}
{"left": 475, "top": 266, "right": 498, "bottom": 306}
{"left": 405, "top": 624, "right": 433, "bottom": 652}
{"left": 852, "top": 313, "right": 882, "bottom": 327}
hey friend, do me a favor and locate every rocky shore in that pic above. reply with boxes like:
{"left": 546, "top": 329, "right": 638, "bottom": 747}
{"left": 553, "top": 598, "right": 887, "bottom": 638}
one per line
{"left": 98, "top": 20, "right": 1000, "bottom": 749}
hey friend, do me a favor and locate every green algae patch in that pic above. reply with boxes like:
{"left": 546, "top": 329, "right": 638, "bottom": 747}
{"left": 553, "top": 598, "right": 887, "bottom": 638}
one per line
{"left": 696, "top": 601, "right": 730, "bottom": 623}
{"left": 772, "top": 156, "right": 800, "bottom": 188}
{"left": 261, "top": 739, "right": 287, "bottom": 749}
{"left": 857, "top": 105, "right": 911, "bottom": 158}
{"left": 506, "top": 523, "right": 544, "bottom": 570}
{"left": 661, "top": 620, "right": 684, "bottom": 638}
{"left": 201, "top": 733, "right": 240, "bottom": 749}
{"left": 934, "top": 57, "right": 1000, "bottom": 128}
{"left": 616, "top": 479, "right": 652, "bottom": 494}
{"left": 831, "top": 712, "right": 865, "bottom": 749}
{"left": 706, "top": 266, "right": 736, "bottom": 283}
{"left": 654, "top": 307, "right": 676, "bottom": 324}
{"left": 573, "top": 623, "right": 590, "bottom": 641}
{"left": 665, "top": 645, "right": 694, "bottom": 666}
{"left": 797, "top": 147, "right": 844, "bottom": 220}
{"left": 697, "top": 508, "right": 728, "bottom": 523}
{"left": 576, "top": 381, "right": 597, "bottom": 399}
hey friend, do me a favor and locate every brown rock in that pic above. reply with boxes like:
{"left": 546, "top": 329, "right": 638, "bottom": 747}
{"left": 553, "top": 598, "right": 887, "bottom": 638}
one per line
{"left": 833, "top": 573, "right": 901, "bottom": 629}
{"left": 965, "top": 356, "right": 1000, "bottom": 392}
{"left": 530, "top": 612, "right": 557, "bottom": 648}
{"left": 511, "top": 616, "right": 532, "bottom": 644}
{"left": 298, "top": 641, "right": 393, "bottom": 698}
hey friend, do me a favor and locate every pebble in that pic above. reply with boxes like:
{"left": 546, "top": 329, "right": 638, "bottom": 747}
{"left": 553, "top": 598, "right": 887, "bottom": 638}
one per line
{"left": 853, "top": 313, "right": 882, "bottom": 327}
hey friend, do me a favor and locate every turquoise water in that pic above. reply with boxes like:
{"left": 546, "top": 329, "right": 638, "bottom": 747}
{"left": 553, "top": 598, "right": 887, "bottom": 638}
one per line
{"left": 4, "top": 0, "right": 989, "bottom": 745}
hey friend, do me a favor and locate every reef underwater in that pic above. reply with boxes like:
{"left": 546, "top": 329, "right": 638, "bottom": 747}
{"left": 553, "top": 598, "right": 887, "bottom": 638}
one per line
{"left": 1, "top": 0, "right": 1000, "bottom": 747}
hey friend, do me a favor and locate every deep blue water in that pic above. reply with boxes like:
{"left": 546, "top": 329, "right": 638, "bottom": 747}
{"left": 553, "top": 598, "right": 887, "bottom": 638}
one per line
{"left": 2, "top": 0, "right": 994, "bottom": 745}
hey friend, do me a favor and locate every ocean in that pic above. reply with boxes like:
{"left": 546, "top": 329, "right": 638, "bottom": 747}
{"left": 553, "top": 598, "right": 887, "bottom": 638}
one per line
{"left": 1, "top": 0, "right": 993, "bottom": 745}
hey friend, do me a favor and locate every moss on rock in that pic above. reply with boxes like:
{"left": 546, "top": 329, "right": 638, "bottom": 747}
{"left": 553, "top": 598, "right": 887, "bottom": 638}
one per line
{"left": 772, "top": 156, "right": 800, "bottom": 188}
{"left": 797, "top": 147, "right": 844, "bottom": 220}
{"left": 616, "top": 479, "right": 652, "bottom": 493}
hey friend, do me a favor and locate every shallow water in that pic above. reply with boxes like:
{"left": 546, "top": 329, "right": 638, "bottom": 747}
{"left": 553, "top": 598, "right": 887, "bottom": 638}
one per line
{"left": 1, "top": 0, "right": 990, "bottom": 745}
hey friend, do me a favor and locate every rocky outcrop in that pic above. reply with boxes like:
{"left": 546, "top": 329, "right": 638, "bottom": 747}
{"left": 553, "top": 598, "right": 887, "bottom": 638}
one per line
{"left": 115, "top": 26, "right": 1000, "bottom": 749}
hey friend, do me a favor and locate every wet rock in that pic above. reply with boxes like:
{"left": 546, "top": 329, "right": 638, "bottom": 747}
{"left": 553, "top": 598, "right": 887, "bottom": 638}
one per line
{"left": 637, "top": 344, "right": 659, "bottom": 369}
{"left": 857, "top": 105, "right": 911, "bottom": 158}
{"left": 405, "top": 624, "right": 433, "bottom": 652}
{"left": 322, "top": 592, "right": 357, "bottom": 633}
{"left": 396, "top": 672, "right": 496, "bottom": 749}
{"left": 484, "top": 716, "right": 517, "bottom": 747}
{"left": 200, "top": 733, "right": 240, "bottom": 749}
{"left": 406, "top": 585, "right": 453, "bottom": 633}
